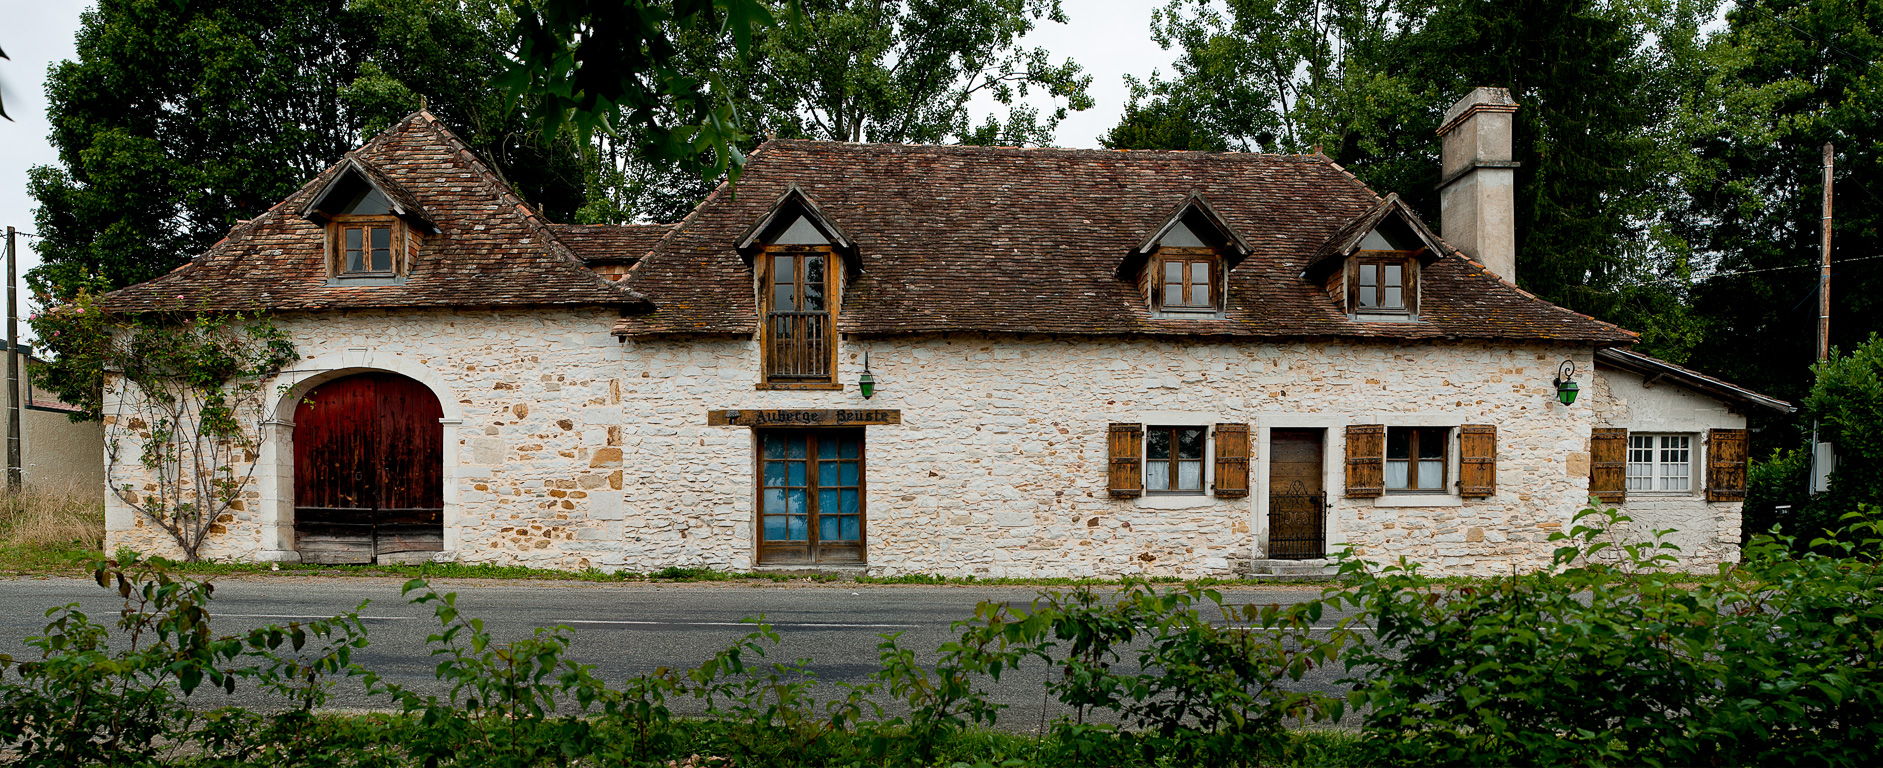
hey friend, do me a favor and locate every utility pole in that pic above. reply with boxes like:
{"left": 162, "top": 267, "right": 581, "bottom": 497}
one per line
{"left": 1810, "top": 145, "right": 1835, "bottom": 495}
{"left": 6, "top": 225, "right": 20, "bottom": 491}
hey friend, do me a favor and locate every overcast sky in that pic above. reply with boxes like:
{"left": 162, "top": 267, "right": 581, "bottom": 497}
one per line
{"left": 0, "top": 0, "right": 1177, "bottom": 337}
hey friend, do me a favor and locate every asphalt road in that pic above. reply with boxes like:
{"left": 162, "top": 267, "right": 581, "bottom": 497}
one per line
{"left": 0, "top": 576, "right": 1347, "bottom": 731}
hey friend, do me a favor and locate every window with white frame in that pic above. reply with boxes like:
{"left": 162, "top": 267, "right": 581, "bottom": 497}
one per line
{"left": 1627, "top": 434, "right": 1692, "bottom": 491}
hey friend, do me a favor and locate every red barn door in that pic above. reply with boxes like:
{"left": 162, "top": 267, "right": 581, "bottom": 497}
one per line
{"left": 293, "top": 372, "right": 444, "bottom": 563}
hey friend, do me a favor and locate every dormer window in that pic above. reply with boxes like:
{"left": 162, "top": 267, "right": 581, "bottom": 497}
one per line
{"left": 301, "top": 158, "right": 434, "bottom": 285}
{"left": 736, "top": 186, "right": 859, "bottom": 389}
{"left": 1123, "top": 193, "right": 1252, "bottom": 316}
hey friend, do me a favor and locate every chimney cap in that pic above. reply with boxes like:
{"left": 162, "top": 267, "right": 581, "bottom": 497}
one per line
{"left": 1438, "top": 87, "right": 1518, "bottom": 136}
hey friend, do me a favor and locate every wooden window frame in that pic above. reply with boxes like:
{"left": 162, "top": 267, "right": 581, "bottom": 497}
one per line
{"left": 1152, "top": 247, "right": 1221, "bottom": 313}
{"left": 330, "top": 215, "right": 405, "bottom": 277}
{"left": 753, "top": 428, "right": 866, "bottom": 565}
{"left": 760, "top": 244, "right": 837, "bottom": 384}
{"left": 1349, "top": 251, "right": 1417, "bottom": 315}
{"left": 1144, "top": 425, "right": 1208, "bottom": 495}
{"left": 1384, "top": 426, "right": 1450, "bottom": 493}
{"left": 1626, "top": 433, "right": 1695, "bottom": 493}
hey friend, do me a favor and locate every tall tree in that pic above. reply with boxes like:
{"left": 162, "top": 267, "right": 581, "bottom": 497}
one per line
{"left": 1673, "top": 0, "right": 1883, "bottom": 411}
{"left": 28, "top": 0, "right": 582, "bottom": 298}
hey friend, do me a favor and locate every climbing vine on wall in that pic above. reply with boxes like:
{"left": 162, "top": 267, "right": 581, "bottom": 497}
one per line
{"left": 31, "top": 292, "right": 298, "bottom": 560}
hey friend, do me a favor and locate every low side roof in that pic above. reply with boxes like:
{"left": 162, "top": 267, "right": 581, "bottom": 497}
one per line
{"left": 551, "top": 223, "right": 677, "bottom": 265}
{"left": 612, "top": 140, "right": 1635, "bottom": 343}
{"left": 1596, "top": 348, "right": 1793, "bottom": 413}
{"left": 104, "top": 111, "right": 645, "bottom": 312}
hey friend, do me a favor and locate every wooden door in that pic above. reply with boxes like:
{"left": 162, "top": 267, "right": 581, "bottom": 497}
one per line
{"left": 757, "top": 429, "right": 865, "bottom": 564}
{"left": 1268, "top": 429, "right": 1327, "bottom": 560}
{"left": 294, "top": 372, "right": 444, "bottom": 564}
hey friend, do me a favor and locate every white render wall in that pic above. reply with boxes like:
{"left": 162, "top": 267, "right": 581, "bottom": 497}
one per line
{"left": 102, "top": 308, "right": 1743, "bottom": 576}
{"left": 1586, "top": 364, "right": 1746, "bottom": 566}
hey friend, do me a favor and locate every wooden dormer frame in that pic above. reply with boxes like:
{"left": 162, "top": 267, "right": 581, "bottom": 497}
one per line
{"left": 326, "top": 215, "right": 416, "bottom": 279}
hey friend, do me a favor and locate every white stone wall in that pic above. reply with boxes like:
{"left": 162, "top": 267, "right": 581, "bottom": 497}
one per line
{"left": 1586, "top": 364, "right": 1746, "bottom": 567}
{"left": 102, "top": 307, "right": 1743, "bottom": 576}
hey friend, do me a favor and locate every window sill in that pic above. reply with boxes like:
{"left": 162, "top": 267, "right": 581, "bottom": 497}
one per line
{"left": 326, "top": 274, "right": 405, "bottom": 286}
{"left": 1137, "top": 494, "right": 1216, "bottom": 510}
{"left": 756, "top": 381, "right": 844, "bottom": 391}
{"left": 1352, "top": 311, "right": 1419, "bottom": 324}
{"left": 1373, "top": 494, "right": 1462, "bottom": 508}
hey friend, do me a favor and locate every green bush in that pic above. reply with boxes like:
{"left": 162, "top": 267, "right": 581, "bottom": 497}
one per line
{"left": 1337, "top": 504, "right": 1883, "bottom": 767}
{"left": 5, "top": 513, "right": 1883, "bottom": 766}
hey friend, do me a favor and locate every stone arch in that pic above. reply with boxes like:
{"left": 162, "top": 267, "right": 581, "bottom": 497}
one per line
{"left": 258, "top": 349, "right": 463, "bottom": 561}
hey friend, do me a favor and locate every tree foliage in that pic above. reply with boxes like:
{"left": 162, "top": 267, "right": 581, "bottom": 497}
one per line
{"left": 27, "top": 0, "right": 587, "bottom": 299}
{"left": 572, "top": 0, "right": 1095, "bottom": 224}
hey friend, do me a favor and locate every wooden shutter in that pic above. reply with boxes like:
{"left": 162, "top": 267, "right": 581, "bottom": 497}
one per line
{"left": 1108, "top": 423, "right": 1144, "bottom": 497}
{"left": 1458, "top": 424, "right": 1496, "bottom": 498}
{"left": 1345, "top": 424, "right": 1385, "bottom": 498}
{"left": 1212, "top": 423, "right": 1251, "bottom": 498}
{"left": 1707, "top": 428, "right": 1749, "bottom": 502}
{"left": 1589, "top": 428, "right": 1628, "bottom": 504}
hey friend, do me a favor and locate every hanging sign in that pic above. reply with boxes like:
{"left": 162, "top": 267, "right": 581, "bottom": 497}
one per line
{"left": 707, "top": 409, "right": 901, "bottom": 427}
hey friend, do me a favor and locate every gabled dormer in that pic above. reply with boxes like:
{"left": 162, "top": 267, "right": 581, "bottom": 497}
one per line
{"left": 302, "top": 157, "right": 436, "bottom": 285}
{"left": 1302, "top": 194, "right": 1443, "bottom": 322}
{"left": 1119, "top": 192, "right": 1253, "bottom": 316}
{"left": 737, "top": 185, "right": 857, "bottom": 389}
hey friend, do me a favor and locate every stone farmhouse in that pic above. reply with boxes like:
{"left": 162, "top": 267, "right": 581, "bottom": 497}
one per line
{"left": 99, "top": 88, "right": 1789, "bottom": 576}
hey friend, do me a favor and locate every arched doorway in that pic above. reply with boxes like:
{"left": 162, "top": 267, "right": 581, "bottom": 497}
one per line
{"left": 293, "top": 372, "right": 445, "bottom": 564}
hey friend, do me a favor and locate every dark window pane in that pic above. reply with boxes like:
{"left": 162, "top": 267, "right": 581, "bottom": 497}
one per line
{"left": 1385, "top": 264, "right": 1402, "bottom": 287}
{"left": 774, "top": 284, "right": 796, "bottom": 312}
{"left": 787, "top": 514, "right": 808, "bottom": 541}
{"left": 763, "top": 515, "right": 786, "bottom": 541}
{"left": 1165, "top": 260, "right": 1184, "bottom": 285}
{"left": 772, "top": 256, "right": 795, "bottom": 311}
{"left": 1165, "top": 282, "right": 1184, "bottom": 306}
{"left": 347, "top": 248, "right": 364, "bottom": 273}
{"left": 1387, "top": 428, "right": 1410, "bottom": 460}
{"left": 787, "top": 489, "right": 807, "bottom": 515}
{"left": 764, "top": 462, "right": 789, "bottom": 486}
{"left": 1384, "top": 286, "right": 1403, "bottom": 308}
{"left": 787, "top": 461, "right": 806, "bottom": 486}
{"left": 839, "top": 438, "right": 859, "bottom": 459}
{"left": 817, "top": 437, "right": 838, "bottom": 460}
{"left": 1359, "top": 264, "right": 1377, "bottom": 287}
{"left": 785, "top": 435, "right": 807, "bottom": 459}
{"left": 841, "top": 489, "right": 859, "bottom": 515}
{"left": 763, "top": 435, "right": 788, "bottom": 459}
{"left": 820, "top": 513, "right": 841, "bottom": 542}
{"left": 1419, "top": 429, "right": 1447, "bottom": 460}
{"left": 818, "top": 462, "right": 839, "bottom": 487}
{"left": 370, "top": 227, "right": 393, "bottom": 271}
{"left": 345, "top": 228, "right": 362, "bottom": 250}
{"left": 1177, "top": 428, "right": 1205, "bottom": 459}
{"left": 819, "top": 490, "right": 839, "bottom": 519}
{"left": 803, "top": 256, "right": 825, "bottom": 310}
{"left": 840, "top": 462, "right": 858, "bottom": 486}
{"left": 840, "top": 515, "right": 859, "bottom": 540}
{"left": 1147, "top": 429, "right": 1170, "bottom": 460}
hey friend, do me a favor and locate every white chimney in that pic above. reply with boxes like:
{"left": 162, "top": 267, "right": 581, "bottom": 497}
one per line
{"left": 1436, "top": 87, "right": 1519, "bottom": 283}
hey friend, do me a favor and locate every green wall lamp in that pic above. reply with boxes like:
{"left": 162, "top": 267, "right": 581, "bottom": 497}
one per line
{"left": 859, "top": 352, "right": 878, "bottom": 399}
{"left": 1553, "top": 360, "right": 1580, "bottom": 406}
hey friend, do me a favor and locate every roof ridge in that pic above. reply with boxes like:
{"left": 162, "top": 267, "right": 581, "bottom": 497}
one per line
{"left": 759, "top": 138, "right": 1339, "bottom": 161}
{"left": 408, "top": 116, "right": 651, "bottom": 306}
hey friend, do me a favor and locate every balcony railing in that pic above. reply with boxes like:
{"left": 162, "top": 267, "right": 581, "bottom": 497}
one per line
{"left": 766, "top": 311, "right": 831, "bottom": 379}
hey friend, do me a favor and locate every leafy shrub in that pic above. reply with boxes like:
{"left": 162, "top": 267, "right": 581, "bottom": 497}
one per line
{"left": 1338, "top": 504, "right": 1883, "bottom": 767}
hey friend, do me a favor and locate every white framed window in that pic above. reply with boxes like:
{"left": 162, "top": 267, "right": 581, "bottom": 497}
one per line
{"left": 1627, "top": 434, "right": 1692, "bottom": 492}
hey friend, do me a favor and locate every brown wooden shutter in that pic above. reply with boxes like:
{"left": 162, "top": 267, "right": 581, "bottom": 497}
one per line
{"left": 1589, "top": 428, "right": 1628, "bottom": 504}
{"left": 1212, "top": 423, "right": 1251, "bottom": 498}
{"left": 1458, "top": 424, "right": 1496, "bottom": 498}
{"left": 1108, "top": 423, "right": 1144, "bottom": 497}
{"left": 1707, "top": 428, "right": 1749, "bottom": 502}
{"left": 1345, "top": 424, "right": 1385, "bottom": 498}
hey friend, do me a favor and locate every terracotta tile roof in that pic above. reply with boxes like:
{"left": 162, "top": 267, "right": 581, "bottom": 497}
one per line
{"left": 550, "top": 224, "right": 677, "bottom": 265}
{"left": 611, "top": 140, "right": 1635, "bottom": 343}
{"left": 103, "top": 111, "right": 648, "bottom": 313}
